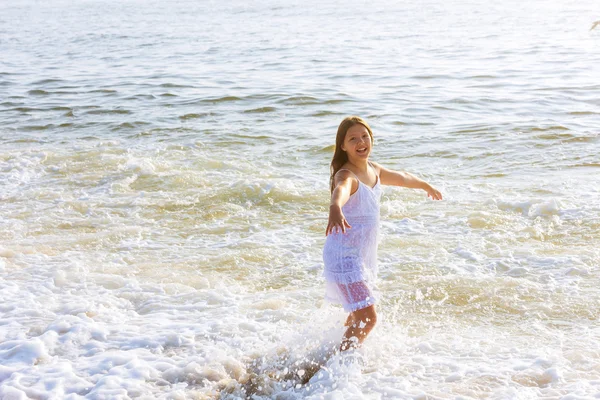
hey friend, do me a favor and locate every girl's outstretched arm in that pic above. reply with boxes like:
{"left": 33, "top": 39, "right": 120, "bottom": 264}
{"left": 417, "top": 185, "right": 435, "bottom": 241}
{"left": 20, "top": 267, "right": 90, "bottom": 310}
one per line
{"left": 372, "top": 161, "right": 443, "bottom": 200}
{"left": 326, "top": 170, "right": 356, "bottom": 235}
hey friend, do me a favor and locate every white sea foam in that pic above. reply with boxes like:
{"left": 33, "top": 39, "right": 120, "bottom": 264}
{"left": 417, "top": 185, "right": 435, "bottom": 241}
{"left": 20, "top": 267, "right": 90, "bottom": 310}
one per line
{"left": 124, "top": 157, "right": 157, "bottom": 177}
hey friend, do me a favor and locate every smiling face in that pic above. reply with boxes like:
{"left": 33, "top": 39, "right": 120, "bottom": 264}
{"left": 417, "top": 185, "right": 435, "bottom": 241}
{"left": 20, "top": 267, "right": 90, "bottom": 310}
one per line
{"left": 341, "top": 123, "right": 372, "bottom": 161}
{"left": 330, "top": 116, "right": 374, "bottom": 192}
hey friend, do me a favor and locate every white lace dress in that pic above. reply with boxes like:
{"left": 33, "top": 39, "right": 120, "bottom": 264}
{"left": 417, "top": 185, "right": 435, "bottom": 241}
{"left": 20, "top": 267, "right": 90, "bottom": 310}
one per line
{"left": 323, "top": 169, "right": 382, "bottom": 312}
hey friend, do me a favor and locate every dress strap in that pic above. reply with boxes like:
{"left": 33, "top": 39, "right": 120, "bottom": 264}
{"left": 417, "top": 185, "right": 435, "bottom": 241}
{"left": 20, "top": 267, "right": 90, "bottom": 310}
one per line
{"left": 337, "top": 166, "right": 379, "bottom": 189}
{"left": 337, "top": 165, "right": 379, "bottom": 181}
{"left": 336, "top": 169, "right": 362, "bottom": 194}
{"left": 337, "top": 168, "right": 359, "bottom": 179}
{"left": 367, "top": 161, "right": 379, "bottom": 179}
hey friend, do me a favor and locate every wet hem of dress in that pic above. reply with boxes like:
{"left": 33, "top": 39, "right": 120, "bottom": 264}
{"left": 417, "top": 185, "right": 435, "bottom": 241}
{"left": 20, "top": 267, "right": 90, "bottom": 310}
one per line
{"left": 324, "top": 296, "right": 376, "bottom": 313}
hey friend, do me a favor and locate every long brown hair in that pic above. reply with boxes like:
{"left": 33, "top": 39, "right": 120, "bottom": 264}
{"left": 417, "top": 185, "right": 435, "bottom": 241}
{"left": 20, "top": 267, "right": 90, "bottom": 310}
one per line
{"left": 330, "top": 116, "right": 374, "bottom": 193}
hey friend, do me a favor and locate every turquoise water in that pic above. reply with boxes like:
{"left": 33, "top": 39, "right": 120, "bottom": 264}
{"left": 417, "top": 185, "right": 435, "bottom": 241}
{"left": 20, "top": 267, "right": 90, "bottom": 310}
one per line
{"left": 1, "top": 0, "right": 599, "bottom": 398}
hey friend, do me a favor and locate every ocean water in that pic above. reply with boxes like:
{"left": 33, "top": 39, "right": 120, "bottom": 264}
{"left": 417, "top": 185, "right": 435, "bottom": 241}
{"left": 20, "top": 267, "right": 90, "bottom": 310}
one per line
{"left": 1, "top": 0, "right": 599, "bottom": 398}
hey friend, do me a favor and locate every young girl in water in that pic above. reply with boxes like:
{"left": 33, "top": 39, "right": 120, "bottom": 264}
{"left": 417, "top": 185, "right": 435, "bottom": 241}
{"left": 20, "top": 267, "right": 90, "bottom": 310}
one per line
{"left": 324, "top": 116, "right": 442, "bottom": 352}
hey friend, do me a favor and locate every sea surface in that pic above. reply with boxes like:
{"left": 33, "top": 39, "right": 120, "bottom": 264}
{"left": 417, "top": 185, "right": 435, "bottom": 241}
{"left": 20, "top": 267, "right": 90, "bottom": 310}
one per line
{"left": 1, "top": 0, "right": 599, "bottom": 398}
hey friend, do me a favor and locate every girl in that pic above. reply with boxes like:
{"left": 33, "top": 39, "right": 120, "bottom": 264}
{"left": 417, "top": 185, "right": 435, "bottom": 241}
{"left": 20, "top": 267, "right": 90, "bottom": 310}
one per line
{"left": 324, "top": 116, "right": 442, "bottom": 352}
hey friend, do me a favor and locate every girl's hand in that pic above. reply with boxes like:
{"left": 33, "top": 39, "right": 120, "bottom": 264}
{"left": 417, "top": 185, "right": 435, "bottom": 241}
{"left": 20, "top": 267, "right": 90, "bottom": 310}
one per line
{"left": 326, "top": 205, "right": 352, "bottom": 235}
{"left": 426, "top": 186, "right": 443, "bottom": 200}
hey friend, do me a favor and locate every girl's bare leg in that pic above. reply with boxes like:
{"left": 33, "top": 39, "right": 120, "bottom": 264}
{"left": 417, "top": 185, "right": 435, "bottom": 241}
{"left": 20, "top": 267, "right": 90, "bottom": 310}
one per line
{"left": 344, "top": 313, "right": 354, "bottom": 327}
{"left": 340, "top": 305, "right": 377, "bottom": 352}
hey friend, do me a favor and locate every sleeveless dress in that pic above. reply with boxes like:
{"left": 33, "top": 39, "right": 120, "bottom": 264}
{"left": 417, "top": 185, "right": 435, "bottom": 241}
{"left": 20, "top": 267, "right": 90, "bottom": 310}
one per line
{"left": 323, "top": 166, "right": 382, "bottom": 312}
